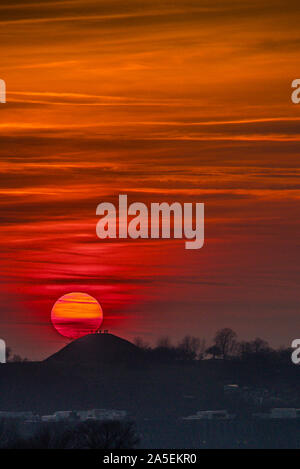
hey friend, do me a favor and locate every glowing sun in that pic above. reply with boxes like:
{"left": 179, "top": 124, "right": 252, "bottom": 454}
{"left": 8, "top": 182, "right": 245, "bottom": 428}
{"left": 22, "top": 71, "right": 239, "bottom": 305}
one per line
{"left": 51, "top": 292, "right": 103, "bottom": 339}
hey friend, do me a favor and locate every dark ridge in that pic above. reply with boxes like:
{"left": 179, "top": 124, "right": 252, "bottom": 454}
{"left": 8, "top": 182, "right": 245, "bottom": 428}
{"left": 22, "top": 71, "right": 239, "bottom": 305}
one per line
{"left": 45, "top": 333, "right": 145, "bottom": 366}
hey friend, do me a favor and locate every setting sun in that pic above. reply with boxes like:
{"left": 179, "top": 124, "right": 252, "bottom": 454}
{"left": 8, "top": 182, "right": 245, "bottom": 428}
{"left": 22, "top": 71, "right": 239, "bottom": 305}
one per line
{"left": 51, "top": 292, "right": 103, "bottom": 339}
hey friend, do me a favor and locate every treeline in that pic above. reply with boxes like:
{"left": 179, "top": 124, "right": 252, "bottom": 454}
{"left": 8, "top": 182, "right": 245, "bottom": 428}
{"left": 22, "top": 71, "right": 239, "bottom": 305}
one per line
{"left": 6, "top": 347, "right": 28, "bottom": 363}
{"left": 0, "top": 419, "right": 139, "bottom": 449}
{"left": 134, "top": 328, "right": 292, "bottom": 363}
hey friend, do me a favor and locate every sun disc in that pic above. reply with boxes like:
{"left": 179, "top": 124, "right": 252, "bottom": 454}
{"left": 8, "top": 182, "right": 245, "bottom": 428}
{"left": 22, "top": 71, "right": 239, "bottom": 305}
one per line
{"left": 51, "top": 292, "right": 103, "bottom": 339}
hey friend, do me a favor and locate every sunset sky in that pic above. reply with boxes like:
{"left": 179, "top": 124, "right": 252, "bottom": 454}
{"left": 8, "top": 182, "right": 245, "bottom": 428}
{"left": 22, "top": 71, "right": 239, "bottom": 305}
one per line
{"left": 1, "top": 0, "right": 300, "bottom": 359}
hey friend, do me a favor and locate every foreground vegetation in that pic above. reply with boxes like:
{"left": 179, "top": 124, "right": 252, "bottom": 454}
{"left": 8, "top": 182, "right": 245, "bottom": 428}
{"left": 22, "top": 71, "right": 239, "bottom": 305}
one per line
{"left": 0, "top": 419, "right": 139, "bottom": 449}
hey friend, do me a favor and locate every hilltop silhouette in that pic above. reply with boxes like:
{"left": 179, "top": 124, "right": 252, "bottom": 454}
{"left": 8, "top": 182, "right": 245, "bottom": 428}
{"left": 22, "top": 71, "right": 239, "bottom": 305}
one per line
{"left": 0, "top": 332, "right": 219, "bottom": 418}
{"left": 45, "top": 333, "right": 145, "bottom": 366}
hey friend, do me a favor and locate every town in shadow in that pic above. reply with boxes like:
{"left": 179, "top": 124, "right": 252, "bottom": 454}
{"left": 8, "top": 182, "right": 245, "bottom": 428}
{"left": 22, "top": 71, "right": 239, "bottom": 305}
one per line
{"left": 0, "top": 329, "right": 299, "bottom": 448}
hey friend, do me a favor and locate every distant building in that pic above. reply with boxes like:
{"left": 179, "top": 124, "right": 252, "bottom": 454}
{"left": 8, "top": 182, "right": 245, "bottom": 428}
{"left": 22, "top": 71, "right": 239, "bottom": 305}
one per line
{"left": 224, "top": 384, "right": 240, "bottom": 393}
{"left": 0, "top": 408, "right": 127, "bottom": 423}
{"left": 183, "top": 410, "right": 234, "bottom": 420}
{"left": 54, "top": 410, "right": 76, "bottom": 421}
{"left": 254, "top": 408, "right": 300, "bottom": 419}
{"left": 41, "top": 408, "right": 127, "bottom": 422}
{"left": 76, "top": 409, "right": 127, "bottom": 421}
{"left": 41, "top": 415, "right": 57, "bottom": 422}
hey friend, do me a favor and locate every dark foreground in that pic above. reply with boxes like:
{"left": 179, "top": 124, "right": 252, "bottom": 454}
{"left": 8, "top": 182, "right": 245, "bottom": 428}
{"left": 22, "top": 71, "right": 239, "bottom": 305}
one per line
{"left": 1, "top": 418, "right": 300, "bottom": 449}
{"left": 138, "top": 418, "right": 300, "bottom": 449}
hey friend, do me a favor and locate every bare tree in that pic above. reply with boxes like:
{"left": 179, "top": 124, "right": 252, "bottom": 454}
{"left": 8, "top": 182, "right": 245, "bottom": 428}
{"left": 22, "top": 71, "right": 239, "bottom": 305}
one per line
{"left": 152, "top": 336, "right": 179, "bottom": 361}
{"left": 156, "top": 336, "right": 172, "bottom": 349}
{"left": 205, "top": 345, "right": 222, "bottom": 359}
{"left": 214, "top": 328, "right": 237, "bottom": 360}
{"left": 28, "top": 423, "right": 73, "bottom": 449}
{"left": 252, "top": 338, "right": 270, "bottom": 354}
{"left": 177, "top": 336, "right": 205, "bottom": 360}
{"left": 71, "top": 420, "right": 140, "bottom": 449}
{"left": 11, "top": 354, "right": 28, "bottom": 363}
{"left": 5, "top": 346, "right": 28, "bottom": 363}
{"left": 6, "top": 347, "right": 12, "bottom": 362}
{"left": 238, "top": 337, "right": 270, "bottom": 359}
{"left": 198, "top": 339, "right": 207, "bottom": 360}
{"left": 133, "top": 337, "right": 150, "bottom": 350}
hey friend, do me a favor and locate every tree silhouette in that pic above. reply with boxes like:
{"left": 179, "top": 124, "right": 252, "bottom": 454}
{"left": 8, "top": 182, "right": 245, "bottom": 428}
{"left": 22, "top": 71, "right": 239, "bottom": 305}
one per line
{"left": 71, "top": 420, "right": 139, "bottom": 449}
{"left": 177, "top": 335, "right": 205, "bottom": 360}
{"left": 214, "top": 328, "right": 237, "bottom": 359}
{"left": 206, "top": 344, "right": 222, "bottom": 359}
{"left": 133, "top": 337, "right": 150, "bottom": 350}
{"left": 156, "top": 336, "right": 172, "bottom": 349}
{"left": 5, "top": 346, "right": 28, "bottom": 363}
{"left": 238, "top": 337, "right": 270, "bottom": 359}
{"left": 27, "top": 423, "right": 73, "bottom": 449}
